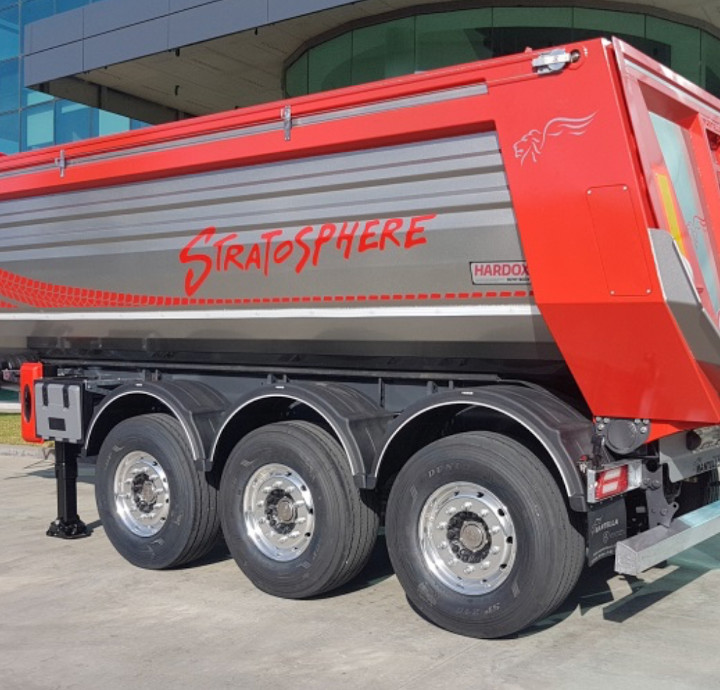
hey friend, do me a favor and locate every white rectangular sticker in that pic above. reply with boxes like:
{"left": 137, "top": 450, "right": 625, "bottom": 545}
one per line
{"left": 470, "top": 261, "right": 530, "bottom": 285}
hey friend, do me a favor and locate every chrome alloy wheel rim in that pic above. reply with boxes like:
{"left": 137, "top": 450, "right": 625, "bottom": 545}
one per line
{"left": 243, "top": 463, "right": 315, "bottom": 561}
{"left": 419, "top": 482, "right": 516, "bottom": 594}
{"left": 113, "top": 451, "right": 171, "bottom": 537}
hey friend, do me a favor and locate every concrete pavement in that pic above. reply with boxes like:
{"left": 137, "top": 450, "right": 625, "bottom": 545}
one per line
{"left": 2, "top": 450, "right": 720, "bottom": 690}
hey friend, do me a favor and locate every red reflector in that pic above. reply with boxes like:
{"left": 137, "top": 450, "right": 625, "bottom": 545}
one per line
{"left": 595, "top": 466, "right": 629, "bottom": 501}
{"left": 19, "top": 362, "right": 43, "bottom": 444}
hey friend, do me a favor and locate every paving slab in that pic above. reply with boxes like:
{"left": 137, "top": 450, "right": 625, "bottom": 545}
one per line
{"left": 2, "top": 450, "right": 720, "bottom": 690}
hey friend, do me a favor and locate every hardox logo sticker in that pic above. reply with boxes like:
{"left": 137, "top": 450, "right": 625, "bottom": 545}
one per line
{"left": 513, "top": 112, "right": 597, "bottom": 165}
{"left": 470, "top": 261, "right": 530, "bottom": 286}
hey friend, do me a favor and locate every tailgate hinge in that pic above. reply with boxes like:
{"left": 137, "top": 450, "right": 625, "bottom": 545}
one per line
{"left": 282, "top": 105, "right": 292, "bottom": 141}
{"left": 532, "top": 48, "right": 578, "bottom": 75}
{"left": 54, "top": 149, "right": 67, "bottom": 178}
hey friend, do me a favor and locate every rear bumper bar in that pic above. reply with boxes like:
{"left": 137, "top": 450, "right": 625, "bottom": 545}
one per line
{"left": 615, "top": 498, "right": 720, "bottom": 576}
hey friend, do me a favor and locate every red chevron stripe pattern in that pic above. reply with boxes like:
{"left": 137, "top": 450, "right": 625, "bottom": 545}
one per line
{"left": 0, "top": 267, "right": 531, "bottom": 309}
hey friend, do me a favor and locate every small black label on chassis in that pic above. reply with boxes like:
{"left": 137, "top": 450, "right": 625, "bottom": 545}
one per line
{"left": 587, "top": 495, "right": 627, "bottom": 566}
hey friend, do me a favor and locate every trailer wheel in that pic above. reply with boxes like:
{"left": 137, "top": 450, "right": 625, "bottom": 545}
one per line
{"left": 220, "top": 421, "right": 378, "bottom": 598}
{"left": 96, "top": 414, "right": 220, "bottom": 569}
{"left": 386, "top": 431, "right": 584, "bottom": 638}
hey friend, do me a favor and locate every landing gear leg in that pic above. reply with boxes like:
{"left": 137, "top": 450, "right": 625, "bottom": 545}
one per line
{"left": 47, "top": 442, "right": 92, "bottom": 539}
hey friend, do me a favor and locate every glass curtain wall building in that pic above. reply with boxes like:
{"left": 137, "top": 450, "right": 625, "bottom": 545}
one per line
{"left": 4, "top": 3, "right": 720, "bottom": 155}
{"left": 286, "top": 6, "right": 720, "bottom": 99}
{"left": 0, "top": 0, "right": 144, "bottom": 155}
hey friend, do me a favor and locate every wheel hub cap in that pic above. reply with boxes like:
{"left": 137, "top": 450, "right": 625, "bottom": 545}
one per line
{"left": 274, "top": 496, "right": 296, "bottom": 524}
{"left": 419, "top": 482, "right": 516, "bottom": 594}
{"left": 459, "top": 521, "right": 487, "bottom": 552}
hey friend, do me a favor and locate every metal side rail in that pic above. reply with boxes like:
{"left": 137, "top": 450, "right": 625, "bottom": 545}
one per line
{"left": 615, "top": 499, "right": 720, "bottom": 576}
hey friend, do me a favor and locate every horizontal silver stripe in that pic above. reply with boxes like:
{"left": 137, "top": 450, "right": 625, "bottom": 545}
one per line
{"left": 297, "top": 84, "right": 488, "bottom": 127}
{"left": 0, "top": 304, "right": 539, "bottom": 321}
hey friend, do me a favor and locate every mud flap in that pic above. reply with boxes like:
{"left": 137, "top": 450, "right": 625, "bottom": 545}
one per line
{"left": 586, "top": 495, "right": 627, "bottom": 566}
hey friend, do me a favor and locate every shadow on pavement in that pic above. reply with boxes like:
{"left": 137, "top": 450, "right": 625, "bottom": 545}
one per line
{"left": 524, "top": 539, "right": 720, "bottom": 636}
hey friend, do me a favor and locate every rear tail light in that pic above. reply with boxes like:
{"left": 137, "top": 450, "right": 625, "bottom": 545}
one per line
{"left": 20, "top": 362, "right": 43, "bottom": 443}
{"left": 595, "top": 467, "right": 628, "bottom": 500}
{"left": 587, "top": 461, "right": 642, "bottom": 503}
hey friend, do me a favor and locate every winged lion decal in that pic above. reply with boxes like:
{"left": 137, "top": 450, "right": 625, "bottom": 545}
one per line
{"left": 513, "top": 112, "right": 597, "bottom": 165}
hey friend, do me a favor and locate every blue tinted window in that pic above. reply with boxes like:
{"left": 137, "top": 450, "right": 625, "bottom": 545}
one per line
{"left": 416, "top": 10, "right": 492, "bottom": 71}
{"left": 97, "top": 108, "right": 129, "bottom": 136}
{"left": 0, "top": 4, "right": 19, "bottom": 61}
{"left": 0, "top": 58, "right": 19, "bottom": 112}
{"left": 285, "top": 6, "right": 713, "bottom": 98}
{"left": 20, "top": 0, "right": 53, "bottom": 27}
{"left": 308, "top": 33, "right": 352, "bottom": 93}
{"left": 0, "top": 109, "right": 19, "bottom": 153}
{"left": 351, "top": 18, "right": 415, "bottom": 85}
{"left": 23, "top": 86, "right": 53, "bottom": 106}
{"left": 22, "top": 100, "right": 53, "bottom": 149}
{"left": 55, "top": 98, "right": 91, "bottom": 143}
{"left": 285, "top": 52, "right": 308, "bottom": 99}
{"left": 703, "top": 33, "right": 720, "bottom": 98}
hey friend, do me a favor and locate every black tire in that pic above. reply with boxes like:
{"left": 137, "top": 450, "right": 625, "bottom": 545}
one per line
{"left": 678, "top": 469, "right": 720, "bottom": 514}
{"left": 219, "top": 421, "right": 379, "bottom": 599}
{"left": 386, "top": 431, "right": 585, "bottom": 639}
{"left": 95, "top": 414, "right": 221, "bottom": 569}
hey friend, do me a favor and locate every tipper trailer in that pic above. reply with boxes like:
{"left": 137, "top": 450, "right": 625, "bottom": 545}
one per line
{"left": 3, "top": 37, "right": 720, "bottom": 638}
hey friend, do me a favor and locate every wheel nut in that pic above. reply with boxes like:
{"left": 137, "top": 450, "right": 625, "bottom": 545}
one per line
{"left": 445, "top": 506, "right": 456, "bottom": 515}
{"left": 463, "top": 502, "right": 472, "bottom": 509}
{"left": 481, "top": 561, "right": 491, "bottom": 570}
{"left": 464, "top": 566, "right": 475, "bottom": 574}
{"left": 480, "top": 509, "right": 489, "bottom": 518}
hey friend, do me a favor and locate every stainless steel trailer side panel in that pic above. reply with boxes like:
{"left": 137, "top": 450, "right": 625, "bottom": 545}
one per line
{"left": 0, "top": 132, "right": 555, "bottom": 361}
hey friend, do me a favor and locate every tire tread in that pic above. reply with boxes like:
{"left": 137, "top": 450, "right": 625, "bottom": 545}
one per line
{"left": 220, "top": 420, "right": 378, "bottom": 598}
{"left": 386, "top": 431, "right": 585, "bottom": 638}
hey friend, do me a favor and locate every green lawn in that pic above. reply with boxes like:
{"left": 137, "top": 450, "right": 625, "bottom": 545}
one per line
{"left": 0, "top": 414, "right": 24, "bottom": 445}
